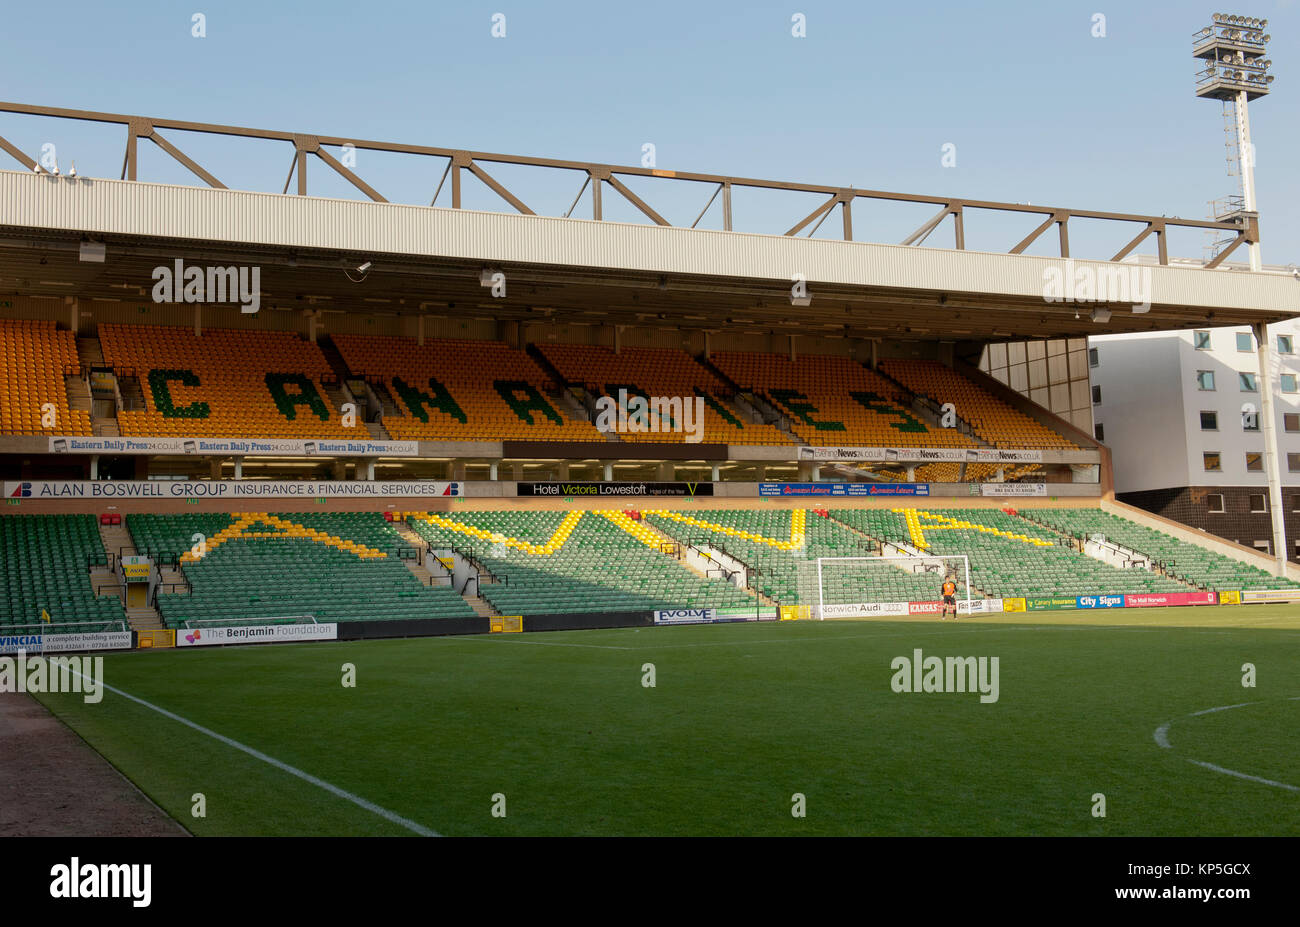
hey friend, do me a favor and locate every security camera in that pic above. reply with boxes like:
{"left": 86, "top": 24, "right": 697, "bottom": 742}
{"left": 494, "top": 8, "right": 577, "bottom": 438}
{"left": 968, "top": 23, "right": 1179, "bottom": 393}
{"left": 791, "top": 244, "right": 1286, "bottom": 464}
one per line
{"left": 356, "top": 261, "right": 372, "bottom": 274}
{"left": 1090, "top": 307, "right": 1112, "bottom": 324}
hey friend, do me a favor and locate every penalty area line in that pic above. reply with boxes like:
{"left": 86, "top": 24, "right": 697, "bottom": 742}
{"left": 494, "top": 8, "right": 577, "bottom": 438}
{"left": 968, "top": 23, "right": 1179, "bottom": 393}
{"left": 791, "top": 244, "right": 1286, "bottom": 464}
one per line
{"left": 72, "top": 670, "right": 440, "bottom": 836}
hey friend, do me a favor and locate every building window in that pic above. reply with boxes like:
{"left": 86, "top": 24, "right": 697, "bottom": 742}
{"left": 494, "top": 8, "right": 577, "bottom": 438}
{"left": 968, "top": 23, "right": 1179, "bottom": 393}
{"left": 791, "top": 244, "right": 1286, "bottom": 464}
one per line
{"left": 1239, "top": 372, "right": 1258, "bottom": 392}
{"left": 1092, "top": 385, "right": 1101, "bottom": 405}
{"left": 1254, "top": 540, "right": 1270, "bottom": 553}
{"left": 1287, "top": 414, "right": 1300, "bottom": 433}
{"left": 1292, "top": 494, "right": 1300, "bottom": 513}
{"left": 1289, "top": 453, "right": 1300, "bottom": 473}
{"left": 1094, "top": 423, "right": 1104, "bottom": 441}
{"left": 1088, "top": 347, "right": 1099, "bottom": 368}
{"left": 1208, "top": 493, "right": 1225, "bottom": 514}
{"left": 1194, "top": 331, "right": 1211, "bottom": 350}
{"left": 1200, "top": 411, "right": 1218, "bottom": 430}
{"left": 1246, "top": 452, "right": 1263, "bottom": 472}
{"left": 1282, "top": 374, "right": 1298, "bottom": 393}
{"left": 1203, "top": 452, "right": 1222, "bottom": 471}
{"left": 1197, "top": 370, "right": 1215, "bottom": 390}
{"left": 1294, "top": 539, "right": 1300, "bottom": 560}
{"left": 1243, "top": 407, "right": 1260, "bottom": 431}
{"left": 1249, "top": 493, "right": 1267, "bottom": 513}
{"left": 1279, "top": 335, "right": 1293, "bottom": 355}
{"left": 1237, "top": 332, "right": 1254, "bottom": 352}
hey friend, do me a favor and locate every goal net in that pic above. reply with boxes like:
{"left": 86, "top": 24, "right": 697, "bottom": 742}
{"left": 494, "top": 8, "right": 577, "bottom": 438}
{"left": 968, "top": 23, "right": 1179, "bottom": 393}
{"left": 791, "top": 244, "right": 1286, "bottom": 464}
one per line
{"left": 814, "top": 555, "right": 971, "bottom": 619}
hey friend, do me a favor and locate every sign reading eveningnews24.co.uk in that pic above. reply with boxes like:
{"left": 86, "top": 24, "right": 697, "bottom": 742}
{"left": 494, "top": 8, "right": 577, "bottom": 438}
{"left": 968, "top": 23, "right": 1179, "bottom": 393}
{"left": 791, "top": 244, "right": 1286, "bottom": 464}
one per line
{"left": 798, "top": 446, "right": 1043, "bottom": 464}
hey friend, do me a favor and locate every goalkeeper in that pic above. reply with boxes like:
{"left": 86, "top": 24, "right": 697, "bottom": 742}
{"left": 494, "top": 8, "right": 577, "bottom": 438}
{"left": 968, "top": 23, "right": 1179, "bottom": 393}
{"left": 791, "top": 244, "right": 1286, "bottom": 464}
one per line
{"left": 940, "top": 576, "right": 958, "bottom": 620}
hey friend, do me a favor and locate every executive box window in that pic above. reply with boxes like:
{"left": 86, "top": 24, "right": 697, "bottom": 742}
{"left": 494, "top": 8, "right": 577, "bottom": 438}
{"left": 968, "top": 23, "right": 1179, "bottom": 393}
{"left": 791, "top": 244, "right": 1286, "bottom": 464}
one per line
{"left": 1197, "top": 370, "right": 1215, "bottom": 390}
{"left": 1208, "top": 493, "right": 1225, "bottom": 514}
{"left": 1194, "top": 331, "right": 1212, "bottom": 350}
{"left": 1289, "top": 453, "right": 1300, "bottom": 473}
{"left": 1203, "top": 452, "right": 1222, "bottom": 472}
{"left": 1200, "top": 411, "right": 1218, "bottom": 430}
{"left": 1282, "top": 374, "right": 1298, "bottom": 393}
{"left": 1092, "top": 385, "right": 1101, "bottom": 405}
{"left": 1246, "top": 452, "right": 1263, "bottom": 472}
{"left": 1286, "top": 413, "right": 1300, "bottom": 433}
{"left": 1089, "top": 347, "right": 1099, "bottom": 368}
{"left": 1249, "top": 493, "right": 1267, "bottom": 513}
{"left": 1280, "top": 334, "right": 1294, "bottom": 355}
{"left": 1094, "top": 423, "right": 1104, "bottom": 441}
{"left": 1254, "top": 540, "right": 1270, "bottom": 553}
{"left": 1239, "top": 372, "right": 1258, "bottom": 392}
{"left": 1237, "top": 332, "right": 1254, "bottom": 352}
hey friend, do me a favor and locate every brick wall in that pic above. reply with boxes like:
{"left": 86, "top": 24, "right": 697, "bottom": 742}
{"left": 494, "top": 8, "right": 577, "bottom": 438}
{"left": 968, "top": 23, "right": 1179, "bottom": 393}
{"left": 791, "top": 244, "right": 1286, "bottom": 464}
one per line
{"left": 1119, "top": 485, "right": 1300, "bottom": 561}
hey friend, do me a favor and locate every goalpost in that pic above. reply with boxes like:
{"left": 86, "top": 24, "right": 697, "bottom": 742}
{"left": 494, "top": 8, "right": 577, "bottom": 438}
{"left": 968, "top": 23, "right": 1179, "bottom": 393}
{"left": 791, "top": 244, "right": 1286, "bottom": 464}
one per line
{"left": 814, "top": 555, "right": 972, "bottom": 620}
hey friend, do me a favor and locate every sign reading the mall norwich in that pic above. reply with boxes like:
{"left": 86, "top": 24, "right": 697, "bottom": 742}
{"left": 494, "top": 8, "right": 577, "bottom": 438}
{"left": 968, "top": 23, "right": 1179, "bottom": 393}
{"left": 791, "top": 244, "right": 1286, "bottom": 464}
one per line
{"left": 47, "top": 436, "right": 419, "bottom": 457}
{"left": 6, "top": 481, "right": 461, "bottom": 501}
{"left": 516, "top": 482, "right": 713, "bottom": 497}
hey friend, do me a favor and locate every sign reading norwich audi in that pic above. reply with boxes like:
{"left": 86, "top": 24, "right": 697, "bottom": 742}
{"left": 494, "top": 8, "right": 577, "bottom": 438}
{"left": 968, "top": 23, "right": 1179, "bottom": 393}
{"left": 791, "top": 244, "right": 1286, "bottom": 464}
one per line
{"left": 48, "top": 436, "right": 419, "bottom": 457}
{"left": 7, "top": 480, "right": 462, "bottom": 500}
{"left": 177, "top": 623, "right": 339, "bottom": 647}
{"left": 798, "top": 446, "right": 1043, "bottom": 464}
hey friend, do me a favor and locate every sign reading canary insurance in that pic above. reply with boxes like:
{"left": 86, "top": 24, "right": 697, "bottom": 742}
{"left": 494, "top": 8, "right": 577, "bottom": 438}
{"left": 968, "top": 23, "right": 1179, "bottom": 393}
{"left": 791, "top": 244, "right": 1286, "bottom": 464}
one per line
{"left": 47, "top": 436, "right": 419, "bottom": 457}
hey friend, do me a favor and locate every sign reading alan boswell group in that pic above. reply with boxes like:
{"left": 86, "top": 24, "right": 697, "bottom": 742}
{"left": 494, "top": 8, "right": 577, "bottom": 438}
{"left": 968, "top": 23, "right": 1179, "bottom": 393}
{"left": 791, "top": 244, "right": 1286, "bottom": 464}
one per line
{"left": 48, "top": 436, "right": 419, "bottom": 457}
{"left": 799, "top": 446, "right": 1043, "bottom": 464}
{"left": 7, "top": 480, "right": 461, "bottom": 500}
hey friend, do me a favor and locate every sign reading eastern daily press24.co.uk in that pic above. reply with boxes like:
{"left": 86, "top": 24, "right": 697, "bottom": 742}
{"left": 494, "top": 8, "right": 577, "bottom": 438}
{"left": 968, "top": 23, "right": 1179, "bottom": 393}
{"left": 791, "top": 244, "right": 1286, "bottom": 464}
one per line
{"left": 48, "top": 436, "right": 419, "bottom": 456}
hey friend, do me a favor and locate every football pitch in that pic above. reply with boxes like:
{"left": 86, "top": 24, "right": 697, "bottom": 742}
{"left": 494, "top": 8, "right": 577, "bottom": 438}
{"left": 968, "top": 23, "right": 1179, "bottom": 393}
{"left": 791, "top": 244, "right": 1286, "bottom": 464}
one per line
{"left": 34, "top": 605, "right": 1300, "bottom": 836}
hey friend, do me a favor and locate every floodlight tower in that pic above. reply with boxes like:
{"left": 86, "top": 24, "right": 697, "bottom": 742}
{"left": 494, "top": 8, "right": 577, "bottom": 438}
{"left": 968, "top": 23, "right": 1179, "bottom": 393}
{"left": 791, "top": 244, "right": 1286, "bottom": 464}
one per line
{"left": 1196, "top": 14, "right": 1288, "bottom": 576}
{"left": 1193, "top": 13, "right": 1273, "bottom": 271}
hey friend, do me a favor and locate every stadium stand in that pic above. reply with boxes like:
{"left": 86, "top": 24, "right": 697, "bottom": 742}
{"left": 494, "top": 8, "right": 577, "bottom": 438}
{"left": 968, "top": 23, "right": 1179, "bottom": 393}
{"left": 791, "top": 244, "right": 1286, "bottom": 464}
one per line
{"left": 332, "top": 335, "right": 601, "bottom": 441}
{"left": 0, "top": 319, "right": 92, "bottom": 435}
{"left": 536, "top": 343, "right": 790, "bottom": 444}
{"left": 100, "top": 324, "right": 354, "bottom": 437}
{"left": 829, "top": 508, "right": 1194, "bottom": 599}
{"left": 0, "top": 515, "right": 125, "bottom": 631}
{"left": 129, "top": 513, "right": 476, "bottom": 627}
{"left": 710, "top": 351, "right": 978, "bottom": 448}
{"left": 1021, "top": 508, "right": 1300, "bottom": 591}
{"left": 406, "top": 509, "right": 756, "bottom": 615}
{"left": 643, "top": 508, "right": 951, "bottom": 604}
{"left": 878, "top": 359, "right": 1077, "bottom": 449}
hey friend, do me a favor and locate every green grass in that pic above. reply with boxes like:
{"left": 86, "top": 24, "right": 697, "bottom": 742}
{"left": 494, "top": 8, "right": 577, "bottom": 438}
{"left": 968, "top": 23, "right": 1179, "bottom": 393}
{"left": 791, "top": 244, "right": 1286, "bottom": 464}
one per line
{"left": 34, "top": 604, "right": 1300, "bottom": 836}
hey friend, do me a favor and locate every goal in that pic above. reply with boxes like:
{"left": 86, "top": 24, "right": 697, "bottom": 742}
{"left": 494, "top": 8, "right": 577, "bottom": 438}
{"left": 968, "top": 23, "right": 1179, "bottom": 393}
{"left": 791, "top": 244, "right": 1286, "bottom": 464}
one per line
{"left": 814, "top": 555, "right": 971, "bottom": 620}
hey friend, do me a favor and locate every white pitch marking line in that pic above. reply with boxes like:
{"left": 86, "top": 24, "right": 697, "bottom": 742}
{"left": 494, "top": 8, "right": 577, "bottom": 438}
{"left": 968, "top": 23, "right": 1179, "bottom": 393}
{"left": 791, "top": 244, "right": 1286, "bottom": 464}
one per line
{"left": 1153, "top": 697, "right": 1300, "bottom": 792}
{"left": 1186, "top": 760, "right": 1300, "bottom": 793}
{"left": 72, "top": 669, "right": 440, "bottom": 836}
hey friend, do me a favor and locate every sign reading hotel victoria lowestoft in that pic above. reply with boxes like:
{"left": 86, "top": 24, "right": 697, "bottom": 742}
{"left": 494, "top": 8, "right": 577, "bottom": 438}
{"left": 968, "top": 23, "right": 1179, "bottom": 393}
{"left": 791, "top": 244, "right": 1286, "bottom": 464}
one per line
{"left": 48, "top": 436, "right": 419, "bottom": 457}
{"left": 517, "top": 482, "right": 713, "bottom": 496}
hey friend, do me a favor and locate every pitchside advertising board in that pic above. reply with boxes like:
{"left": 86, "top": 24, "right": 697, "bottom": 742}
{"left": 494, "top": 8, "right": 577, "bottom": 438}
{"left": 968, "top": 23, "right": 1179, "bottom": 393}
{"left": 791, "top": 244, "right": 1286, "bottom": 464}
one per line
{"left": 653, "top": 608, "right": 778, "bottom": 624}
{"left": 759, "top": 483, "right": 929, "bottom": 497}
{"left": 48, "top": 436, "right": 419, "bottom": 457}
{"left": 6, "top": 481, "right": 461, "bottom": 500}
{"left": 518, "top": 482, "right": 713, "bottom": 497}
{"left": 798, "top": 446, "right": 1043, "bottom": 464}
{"left": 177, "top": 623, "right": 339, "bottom": 647}
{"left": 0, "top": 632, "right": 132, "bottom": 655}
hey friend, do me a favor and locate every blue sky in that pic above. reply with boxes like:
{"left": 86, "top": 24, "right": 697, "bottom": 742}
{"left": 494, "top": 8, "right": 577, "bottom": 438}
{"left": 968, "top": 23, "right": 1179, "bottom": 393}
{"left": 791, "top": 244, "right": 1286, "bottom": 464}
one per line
{"left": 1, "top": 0, "right": 1296, "bottom": 265}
